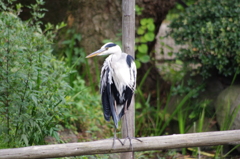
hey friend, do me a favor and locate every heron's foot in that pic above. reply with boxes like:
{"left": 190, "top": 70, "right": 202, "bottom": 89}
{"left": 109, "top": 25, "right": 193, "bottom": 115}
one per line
{"left": 112, "top": 137, "right": 123, "bottom": 149}
{"left": 123, "top": 136, "right": 143, "bottom": 151}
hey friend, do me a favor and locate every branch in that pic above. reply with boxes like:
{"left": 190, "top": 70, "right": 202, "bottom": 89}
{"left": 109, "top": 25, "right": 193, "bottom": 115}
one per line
{"left": 1, "top": 130, "right": 240, "bottom": 159}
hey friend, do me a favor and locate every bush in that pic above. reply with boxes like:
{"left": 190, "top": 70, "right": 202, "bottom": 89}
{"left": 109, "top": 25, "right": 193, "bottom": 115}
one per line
{"left": 169, "top": 0, "right": 240, "bottom": 79}
{"left": 0, "top": 12, "right": 70, "bottom": 147}
{"left": 58, "top": 76, "right": 105, "bottom": 137}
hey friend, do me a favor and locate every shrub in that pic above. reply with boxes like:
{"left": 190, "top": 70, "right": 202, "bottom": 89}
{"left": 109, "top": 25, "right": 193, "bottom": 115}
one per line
{"left": 58, "top": 76, "right": 104, "bottom": 137}
{"left": 169, "top": 0, "right": 240, "bottom": 79}
{"left": 0, "top": 11, "right": 70, "bottom": 147}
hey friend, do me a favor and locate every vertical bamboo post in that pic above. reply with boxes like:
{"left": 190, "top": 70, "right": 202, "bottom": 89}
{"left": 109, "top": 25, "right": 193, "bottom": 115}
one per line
{"left": 121, "top": 0, "right": 135, "bottom": 159}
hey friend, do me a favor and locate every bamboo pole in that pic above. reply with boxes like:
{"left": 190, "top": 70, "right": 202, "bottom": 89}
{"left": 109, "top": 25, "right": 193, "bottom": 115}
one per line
{"left": 121, "top": 0, "right": 135, "bottom": 158}
{"left": 1, "top": 130, "right": 240, "bottom": 159}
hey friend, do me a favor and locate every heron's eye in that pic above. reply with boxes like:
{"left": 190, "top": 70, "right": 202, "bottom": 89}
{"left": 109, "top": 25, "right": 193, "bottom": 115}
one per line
{"left": 105, "top": 47, "right": 109, "bottom": 50}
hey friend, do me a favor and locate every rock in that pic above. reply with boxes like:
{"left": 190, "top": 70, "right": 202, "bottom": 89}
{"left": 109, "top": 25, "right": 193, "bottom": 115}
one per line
{"left": 215, "top": 85, "right": 240, "bottom": 130}
{"left": 167, "top": 75, "right": 224, "bottom": 134}
{"left": 215, "top": 85, "right": 240, "bottom": 151}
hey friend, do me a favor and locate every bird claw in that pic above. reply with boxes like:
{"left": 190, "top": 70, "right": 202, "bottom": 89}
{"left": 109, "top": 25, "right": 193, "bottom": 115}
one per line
{"left": 112, "top": 137, "right": 123, "bottom": 149}
{"left": 123, "top": 136, "right": 143, "bottom": 151}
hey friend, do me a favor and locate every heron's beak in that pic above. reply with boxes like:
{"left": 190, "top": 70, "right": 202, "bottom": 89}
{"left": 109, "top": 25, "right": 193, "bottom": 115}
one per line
{"left": 86, "top": 49, "right": 105, "bottom": 58}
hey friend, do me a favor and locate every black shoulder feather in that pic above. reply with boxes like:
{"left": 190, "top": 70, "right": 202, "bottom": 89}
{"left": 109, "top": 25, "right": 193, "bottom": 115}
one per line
{"left": 126, "top": 55, "right": 134, "bottom": 68}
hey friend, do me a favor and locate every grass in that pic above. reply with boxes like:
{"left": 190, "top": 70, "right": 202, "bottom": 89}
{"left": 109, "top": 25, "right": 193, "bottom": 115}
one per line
{"left": 215, "top": 103, "right": 240, "bottom": 158}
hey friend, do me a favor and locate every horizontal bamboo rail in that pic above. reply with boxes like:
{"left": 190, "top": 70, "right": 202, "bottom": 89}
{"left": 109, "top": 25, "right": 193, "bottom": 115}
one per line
{"left": 1, "top": 130, "right": 240, "bottom": 159}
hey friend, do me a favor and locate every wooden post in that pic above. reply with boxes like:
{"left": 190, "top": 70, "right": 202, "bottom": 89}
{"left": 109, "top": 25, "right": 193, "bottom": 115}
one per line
{"left": 121, "top": 0, "right": 135, "bottom": 159}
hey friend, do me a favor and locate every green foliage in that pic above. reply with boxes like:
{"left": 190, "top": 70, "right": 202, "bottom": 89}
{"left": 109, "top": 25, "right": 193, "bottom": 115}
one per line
{"left": 165, "top": 0, "right": 197, "bottom": 21}
{"left": 26, "top": 0, "right": 47, "bottom": 25}
{"left": 0, "top": 0, "right": 17, "bottom": 12}
{"left": 54, "top": 29, "right": 85, "bottom": 87}
{"left": 0, "top": 8, "right": 69, "bottom": 148}
{"left": 169, "top": 0, "right": 240, "bottom": 79}
{"left": 54, "top": 30, "right": 112, "bottom": 141}
{"left": 171, "top": 79, "right": 204, "bottom": 97}
{"left": 55, "top": 28, "right": 102, "bottom": 92}
{"left": 58, "top": 76, "right": 104, "bottom": 136}
{"left": 135, "top": 5, "right": 156, "bottom": 68}
{"left": 136, "top": 80, "right": 203, "bottom": 135}
{"left": 135, "top": 18, "right": 155, "bottom": 68}
{"left": 157, "top": 35, "right": 187, "bottom": 84}
{"left": 215, "top": 103, "right": 240, "bottom": 157}
{"left": 135, "top": 5, "right": 143, "bottom": 16}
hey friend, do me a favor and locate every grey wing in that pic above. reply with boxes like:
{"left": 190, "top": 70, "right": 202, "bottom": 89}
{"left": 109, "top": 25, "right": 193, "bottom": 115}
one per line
{"left": 100, "top": 62, "right": 112, "bottom": 121}
{"left": 126, "top": 55, "right": 137, "bottom": 91}
{"left": 124, "top": 55, "right": 137, "bottom": 110}
{"left": 100, "top": 60, "right": 121, "bottom": 128}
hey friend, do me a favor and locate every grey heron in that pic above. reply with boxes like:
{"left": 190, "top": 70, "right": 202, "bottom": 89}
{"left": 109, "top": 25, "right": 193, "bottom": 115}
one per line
{"left": 86, "top": 42, "right": 142, "bottom": 148}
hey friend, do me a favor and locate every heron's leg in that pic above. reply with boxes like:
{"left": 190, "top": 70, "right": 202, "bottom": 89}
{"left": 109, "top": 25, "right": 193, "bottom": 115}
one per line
{"left": 112, "top": 127, "right": 123, "bottom": 148}
{"left": 112, "top": 99, "right": 123, "bottom": 148}
{"left": 122, "top": 104, "right": 142, "bottom": 150}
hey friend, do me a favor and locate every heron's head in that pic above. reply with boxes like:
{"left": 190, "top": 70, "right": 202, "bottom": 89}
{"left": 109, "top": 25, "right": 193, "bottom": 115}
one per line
{"left": 86, "top": 42, "right": 121, "bottom": 58}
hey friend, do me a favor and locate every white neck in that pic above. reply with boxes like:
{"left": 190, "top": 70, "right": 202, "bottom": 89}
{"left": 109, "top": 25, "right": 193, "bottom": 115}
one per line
{"left": 111, "top": 49, "right": 122, "bottom": 61}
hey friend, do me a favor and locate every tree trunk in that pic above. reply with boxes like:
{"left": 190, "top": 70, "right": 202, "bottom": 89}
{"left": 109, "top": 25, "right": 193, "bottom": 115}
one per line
{"left": 70, "top": 0, "right": 122, "bottom": 53}
{"left": 18, "top": 0, "right": 176, "bottom": 61}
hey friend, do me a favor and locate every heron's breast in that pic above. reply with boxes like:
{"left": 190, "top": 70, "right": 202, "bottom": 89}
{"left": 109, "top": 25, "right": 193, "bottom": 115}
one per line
{"left": 112, "top": 65, "right": 130, "bottom": 84}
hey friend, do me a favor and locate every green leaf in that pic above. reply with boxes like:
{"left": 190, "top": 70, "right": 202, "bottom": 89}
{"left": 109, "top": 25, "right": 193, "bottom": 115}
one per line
{"left": 137, "top": 27, "right": 145, "bottom": 35}
{"left": 139, "top": 55, "right": 150, "bottom": 63}
{"left": 136, "top": 102, "right": 142, "bottom": 109}
{"left": 140, "top": 36, "right": 148, "bottom": 43}
{"left": 137, "top": 44, "right": 148, "bottom": 54}
{"left": 135, "top": 60, "right": 141, "bottom": 68}
{"left": 175, "top": 59, "right": 183, "bottom": 65}
{"left": 165, "top": 44, "right": 174, "bottom": 50}
{"left": 31, "top": 95, "right": 38, "bottom": 105}
{"left": 140, "top": 18, "right": 148, "bottom": 26}
{"left": 146, "top": 18, "right": 154, "bottom": 24}
{"left": 147, "top": 23, "right": 155, "bottom": 31}
{"left": 21, "top": 134, "right": 29, "bottom": 146}
{"left": 168, "top": 52, "right": 173, "bottom": 56}
{"left": 144, "top": 32, "right": 155, "bottom": 42}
